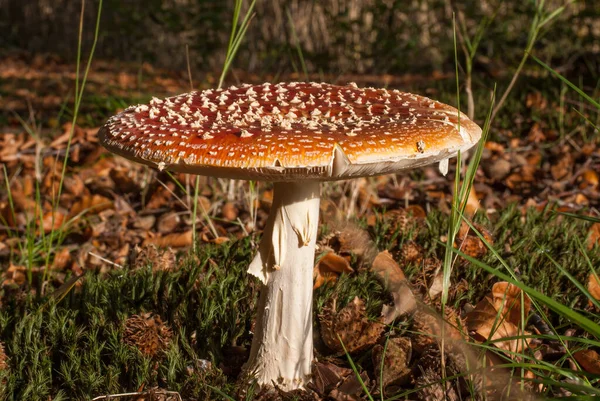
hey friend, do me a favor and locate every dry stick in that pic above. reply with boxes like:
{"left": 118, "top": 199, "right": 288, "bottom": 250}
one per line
{"left": 455, "top": 11, "right": 475, "bottom": 121}
{"left": 490, "top": 52, "right": 531, "bottom": 124}
{"left": 490, "top": 1, "right": 560, "bottom": 123}
{"left": 185, "top": 44, "right": 193, "bottom": 91}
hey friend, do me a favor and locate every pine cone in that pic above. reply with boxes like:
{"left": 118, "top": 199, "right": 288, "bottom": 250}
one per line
{"left": 414, "top": 344, "right": 483, "bottom": 400}
{"left": 319, "top": 296, "right": 384, "bottom": 355}
{"left": 414, "top": 366, "right": 459, "bottom": 401}
{"left": 123, "top": 312, "right": 173, "bottom": 358}
{"left": 455, "top": 222, "right": 493, "bottom": 260}
{"left": 400, "top": 241, "right": 424, "bottom": 265}
{"left": 0, "top": 341, "right": 7, "bottom": 371}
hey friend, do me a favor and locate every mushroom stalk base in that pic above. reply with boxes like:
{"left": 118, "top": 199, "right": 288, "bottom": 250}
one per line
{"left": 245, "top": 181, "right": 320, "bottom": 390}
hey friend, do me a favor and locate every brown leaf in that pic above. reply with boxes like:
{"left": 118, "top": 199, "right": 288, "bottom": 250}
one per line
{"left": 573, "top": 349, "right": 600, "bottom": 375}
{"left": 330, "top": 371, "right": 370, "bottom": 400}
{"left": 145, "top": 182, "right": 176, "bottom": 210}
{"left": 133, "top": 215, "right": 156, "bottom": 231}
{"left": 371, "top": 250, "right": 416, "bottom": 323}
{"left": 466, "top": 285, "right": 531, "bottom": 354}
{"left": 68, "top": 194, "right": 113, "bottom": 219}
{"left": 156, "top": 212, "right": 180, "bottom": 234}
{"left": 588, "top": 223, "right": 600, "bottom": 250}
{"left": 109, "top": 168, "right": 139, "bottom": 193}
{"left": 144, "top": 230, "right": 193, "bottom": 248}
{"left": 3, "top": 263, "right": 27, "bottom": 286}
{"left": 463, "top": 186, "right": 480, "bottom": 216}
{"left": 312, "top": 361, "right": 352, "bottom": 395}
{"left": 221, "top": 202, "right": 239, "bottom": 221}
{"left": 40, "top": 210, "right": 66, "bottom": 234}
{"left": 313, "top": 251, "right": 353, "bottom": 290}
{"left": 427, "top": 269, "right": 444, "bottom": 300}
{"left": 319, "top": 252, "right": 353, "bottom": 274}
{"left": 483, "top": 157, "right": 511, "bottom": 181}
{"left": 579, "top": 169, "right": 599, "bottom": 190}
{"left": 550, "top": 151, "right": 572, "bottom": 180}
{"left": 211, "top": 236, "right": 230, "bottom": 245}
{"left": 466, "top": 297, "right": 523, "bottom": 352}
{"left": 492, "top": 282, "right": 531, "bottom": 326}
{"left": 51, "top": 247, "right": 72, "bottom": 271}
{"left": 588, "top": 273, "right": 600, "bottom": 302}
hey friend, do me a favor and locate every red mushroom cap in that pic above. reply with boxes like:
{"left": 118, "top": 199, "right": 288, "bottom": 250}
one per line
{"left": 99, "top": 82, "right": 481, "bottom": 180}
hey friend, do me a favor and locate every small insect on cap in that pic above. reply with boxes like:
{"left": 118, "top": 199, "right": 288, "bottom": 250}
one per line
{"left": 99, "top": 82, "right": 482, "bottom": 181}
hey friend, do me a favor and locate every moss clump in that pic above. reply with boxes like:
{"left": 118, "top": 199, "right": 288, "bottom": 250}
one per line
{"left": 0, "top": 239, "right": 257, "bottom": 401}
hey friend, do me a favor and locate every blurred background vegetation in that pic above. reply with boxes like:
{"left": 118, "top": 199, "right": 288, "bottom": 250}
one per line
{"left": 2, "top": 0, "right": 598, "bottom": 80}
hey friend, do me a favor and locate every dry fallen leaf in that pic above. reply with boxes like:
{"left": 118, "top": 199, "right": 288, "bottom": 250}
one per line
{"left": 51, "top": 247, "right": 72, "bottom": 271}
{"left": 40, "top": 210, "right": 66, "bottom": 234}
{"left": 588, "top": 223, "right": 600, "bottom": 250}
{"left": 491, "top": 282, "right": 531, "bottom": 326}
{"left": 330, "top": 371, "right": 370, "bottom": 401}
{"left": 579, "top": 169, "right": 599, "bottom": 190}
{"left": 156, "top": 212, "right": 180, "bottom": 234}
{"left": 466, "top": 282, "right": 531, "bottom": 353}
{"left": 313, "top": 251, "right": 353, "bottom": 290}
{"left": 573, "top": 349, "right": 600, "bottom": 375}
{"left": 69, "top": 194, "right": 113, "bottom": 219}
{"left": 464, "top": 186, "right": 480, "bottom": 217}
{"left": 588, "top": 273, "right": 600, "bottom": 303}
{"left": 466, "top": 297, "right": 524, "bottom": 352}
{"left": 221, "top": 202, "right": 239, "bottom": 221}
{"left": 312, "top": 361, "right": 352, "bottom": 395}
{"left": 144, "top": 230, "right": 193, "bottom": 248}
{"left": 370, "top": 250, "right": 416, "bottom": 323}
{"left": 427, "top": 269, "right": 444, "bottom": 301}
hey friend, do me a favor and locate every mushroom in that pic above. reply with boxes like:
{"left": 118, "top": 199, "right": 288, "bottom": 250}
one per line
{"left": 98, "top": 82, "right": 482, "bottom": 390}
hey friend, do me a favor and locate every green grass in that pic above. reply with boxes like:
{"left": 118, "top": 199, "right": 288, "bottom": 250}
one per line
{"left": 1, "top": 206, "right": 598, "bottom": 400}
{"left": 0, "top": 239, "right": 257, "bottom": 400}
{"left": 1, "top": 0, "right": 599, "bottom": 399}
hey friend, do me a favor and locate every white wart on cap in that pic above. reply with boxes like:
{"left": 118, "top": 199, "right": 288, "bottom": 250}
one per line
{"left": 99, "top": 82, "right": 482, "bottom": 181}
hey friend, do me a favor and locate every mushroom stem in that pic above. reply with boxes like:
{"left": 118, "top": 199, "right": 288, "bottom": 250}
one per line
{"left": 245, "top": 180, "right": 321, "bottom": 390}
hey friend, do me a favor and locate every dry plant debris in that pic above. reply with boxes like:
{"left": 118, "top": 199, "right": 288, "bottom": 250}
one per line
{"left": 1, "top": 52, "right": 600, "bottom": 400}
{"left": 588, "top": 273, "right": 600, "bottom": 303}
{"left": 313, "top": 251, "right": 353, "bottom": 290}
{"left": 0, "top": 342, "right": 7, "bottom": 371}
{"left": 123, "top": 312, "right": 173, "bottom": 358}
{"left": 370, "top": 250, "right": 416, "bottom": 323}
{"left": 466, "top": 282, "right": 532, "bottom": 353}
{"left": 319, "top": 296, "right": 384, "bottom": 355}
{"left": 371, "top": 337, "right": 413, "bottom": 392}
{"left": 573, "top": 349, "right": 600, "bottom": 375}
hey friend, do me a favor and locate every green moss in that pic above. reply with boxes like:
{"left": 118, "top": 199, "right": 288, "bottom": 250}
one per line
{"left": 1, "top": 208, "right": 598, "bottom": 399}
{"left": 0, "top": 239, "right": 256, "bottom": 400}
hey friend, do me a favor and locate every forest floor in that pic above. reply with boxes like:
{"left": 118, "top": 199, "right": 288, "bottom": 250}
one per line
{"left": 0, "top": 51, "right": 599, "bottom": 400}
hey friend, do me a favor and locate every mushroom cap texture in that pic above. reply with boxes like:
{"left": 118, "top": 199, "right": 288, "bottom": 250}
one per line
{"left": 99, "top": 82, "right": 482, "bottom": 181}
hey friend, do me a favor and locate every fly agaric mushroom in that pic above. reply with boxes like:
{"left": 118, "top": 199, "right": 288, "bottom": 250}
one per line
{"left": 98, "top": 82, "right": 482, "bottom": 390}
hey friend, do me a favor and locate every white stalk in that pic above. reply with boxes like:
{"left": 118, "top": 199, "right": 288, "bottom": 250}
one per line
{"left": 245, "top": 181, "right": 321, "bottom": 390}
